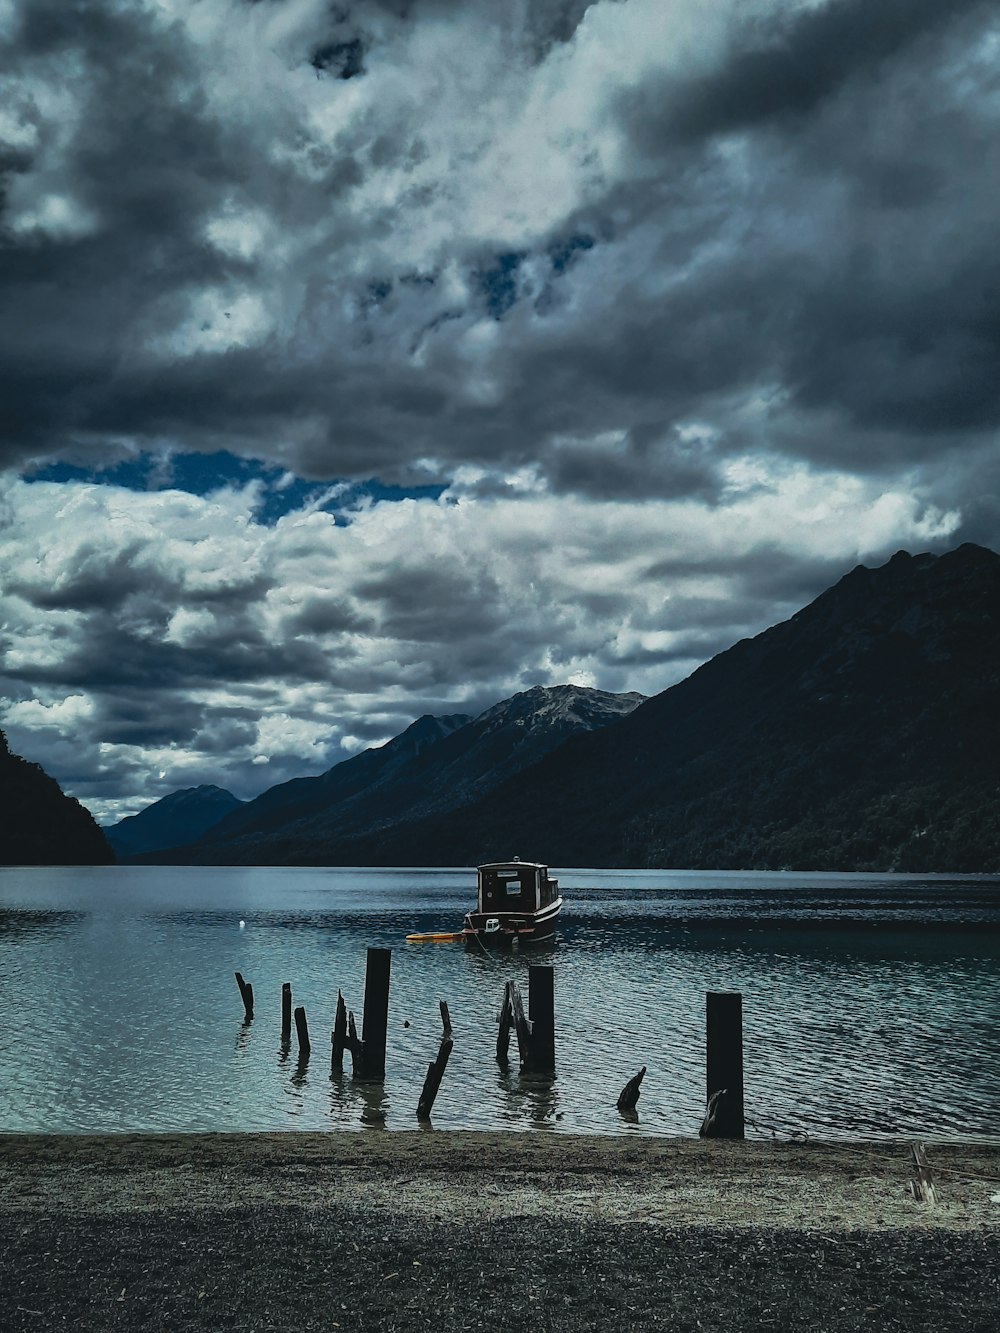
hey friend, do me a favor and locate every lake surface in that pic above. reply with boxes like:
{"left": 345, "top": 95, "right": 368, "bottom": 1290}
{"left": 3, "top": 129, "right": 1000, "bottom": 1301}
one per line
{"left": 1, "top": 866, "right": 998, "bottom": 1139}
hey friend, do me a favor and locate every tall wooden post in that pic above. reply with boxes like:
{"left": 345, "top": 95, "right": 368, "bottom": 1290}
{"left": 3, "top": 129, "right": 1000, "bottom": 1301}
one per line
{"left": 704, "top": 991, "right": 744, "bottom": 1139}
{"left": 359, "top": 947, "right": 391, "bottom": 1082}
{"left": 281, "top": 983, "right": 292, "bottom": 1044}
{"left": 527, "top": 965, "right": 555, "bottom": 1072}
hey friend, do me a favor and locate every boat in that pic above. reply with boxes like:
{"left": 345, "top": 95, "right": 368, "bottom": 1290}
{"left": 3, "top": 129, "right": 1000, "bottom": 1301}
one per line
{"left": 462, "top": 858, "right": 562, "bottom": 947}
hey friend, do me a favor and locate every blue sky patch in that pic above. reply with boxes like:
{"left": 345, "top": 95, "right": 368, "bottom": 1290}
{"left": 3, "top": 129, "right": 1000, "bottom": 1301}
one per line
{"left": 24, "top": 451, "right": 447, "bottom": 525}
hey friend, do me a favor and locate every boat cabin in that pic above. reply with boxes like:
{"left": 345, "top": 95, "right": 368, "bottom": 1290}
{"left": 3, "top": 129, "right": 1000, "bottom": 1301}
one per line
{"left": 476, "top": 860, "right": 559, "bottom": 915}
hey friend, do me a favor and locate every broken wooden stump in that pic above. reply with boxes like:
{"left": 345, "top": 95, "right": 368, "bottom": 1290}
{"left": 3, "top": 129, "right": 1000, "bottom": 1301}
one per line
{"left": 704, "top": 990, "right": 745, "bottom": 1139}
{"left": 234, "top": 971, "right": 254, "bottom": 1022}
{"left": 617, "top": 1065, "right": 646, "bottom": 1112}
{"left": 346, "top": 1009, "right": 365, "bottom": 1078}
{"left": 495, "top": 972, "right": 555, "bottom": 1072}
{"left": 417, "top": 1002, "right": 455, "bottom": 1121}
{"left": 496, "top": 981, "right": 515, "bottom": 1065}
{"left": 910, "top": 1141, "right": 936, "bottom": 1205}
{"left": 699, "top": 1087, "right": 732, "bottom": 1137}
{"left": 293, "top": 1004, "right": 311, "bottom": 1058}
{"left": 510, "top": 981, "right": 533, "bottom": 1066}
{"left": 331, "top": 989, "right": 348, "bottom": 1075}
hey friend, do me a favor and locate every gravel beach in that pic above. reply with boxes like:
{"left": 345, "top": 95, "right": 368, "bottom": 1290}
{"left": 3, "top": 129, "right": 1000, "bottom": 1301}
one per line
{"left": 1, "top": 1133, "right": 998, "bottom": 1331}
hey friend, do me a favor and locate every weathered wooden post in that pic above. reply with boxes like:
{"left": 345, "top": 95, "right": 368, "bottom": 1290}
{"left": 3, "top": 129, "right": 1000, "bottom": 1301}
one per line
{"left": 235, "top": 972, "right": 254, "bottom": 1021}
{"left": 294, "top": 1005, "right": 311, "bottom": 1058}
{"left": 617, "top": 1066, "right": 646, "bottom": 1112}
{"left": 701, "top": 991, "right": 744, "bottom": 1139}
{"left": 281, "top": 982, "right": 292, "bottom": 1043}
{"left": 527, "top": 965, "right": 555, "bottom": 1072}
{"left": 358, "top": 947, "right": 391, "bottom": 1082}
{"left": 510, "top": 982, "right": 533, "bottom": 1066}
{"left": 346, "top": 1009, "right": 365, "bottom": 1077}
{"left": 331, "top": 990, "right": 348, "bottom": 1074}
{"left": 496, "top": 981, "right": 514, "bottom": 1065}
{"left": 417, "top": 1002, "right": 454, "bottom": 1121}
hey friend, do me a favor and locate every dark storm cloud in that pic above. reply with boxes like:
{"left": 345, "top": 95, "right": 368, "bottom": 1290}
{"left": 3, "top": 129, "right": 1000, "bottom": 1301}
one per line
{"left": 1, "top": 0, "right": 994, "bottom": 491}
{"left": 12, "top": 609, "right": 334, "bottom": 693}
{"left": 640, "top": 0, "right": 991, "bottom": 144}
{"left": 2, "top": 0, "right": 995, "bottom": 820}
{"left": 354, "top": 564, "right": 504, "bottom": 641}
{"left": 540, "top": 423, "right": 724, "bottom": 501}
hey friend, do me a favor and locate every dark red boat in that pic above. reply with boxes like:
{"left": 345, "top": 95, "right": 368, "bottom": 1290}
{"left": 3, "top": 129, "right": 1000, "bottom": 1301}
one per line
{"left": 463, "top": 859, "right": 562, "bottom": 947}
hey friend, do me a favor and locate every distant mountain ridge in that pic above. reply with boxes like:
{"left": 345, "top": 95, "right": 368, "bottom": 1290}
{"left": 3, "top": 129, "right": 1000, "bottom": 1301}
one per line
{"left": 0, "top": 729, "right": 114, "bottom": 865}
{"left": 104, "top": 784, "right": 244, "bottom": 858}
{"left": 140, "top": 685, "right": 646, "bottom": 864}
{"left": 354, "top": 542, "right": 999, "bottom": 871}
{"left": 197, "top": 712, "right": 474, "bottom": 847}
{"left": 124, "top": 542, "right": 1000, "bottom": 872}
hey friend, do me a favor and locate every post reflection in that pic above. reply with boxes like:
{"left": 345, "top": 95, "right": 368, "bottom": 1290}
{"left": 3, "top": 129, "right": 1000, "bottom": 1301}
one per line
{"left": 496, "top": 1067, "right": 561, "bottom": 1127}
{"left": 328, "top": 1073, "right": 389, "bottom": 1128}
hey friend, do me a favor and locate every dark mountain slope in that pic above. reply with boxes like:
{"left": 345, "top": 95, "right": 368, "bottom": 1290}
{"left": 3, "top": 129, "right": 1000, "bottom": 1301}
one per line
{"left": 105, "top": 785, "right": 244, "bottom": 858}
{"left": 164, "top": 687, "right": 645, "bottom": 864}
{"left": 321, "top": 544, "right": 1000, "bottom": 871}
{"left": 170, "top": 712, "right": 474, "bottom": 854}
{"left": 0, "top": 729, "right": 114, "bottom": 865}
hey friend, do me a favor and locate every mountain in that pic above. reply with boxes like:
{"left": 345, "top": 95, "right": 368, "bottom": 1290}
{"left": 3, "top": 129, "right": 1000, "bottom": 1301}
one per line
{"left": 0, "top": 729, "right": 114, "bottom": 865}
{"left": 354, "top": 542, "right": 999, "bottom": 871}
{"left": 193, "top": 711, "right": 474, "bottom": 848}
{"left": 104, "top": 785, "right": 245, "bottom": 859}
{"left": 151, "top": 686, "right": 645, "bottom": 864}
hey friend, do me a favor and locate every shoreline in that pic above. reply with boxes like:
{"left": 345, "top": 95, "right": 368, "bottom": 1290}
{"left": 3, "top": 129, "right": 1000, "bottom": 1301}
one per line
{"left": 3, "top": 1131, "right": 999, "bottom": 1231}
{"left": 3, "top": 1133, "right": 998, "bottom": 1331}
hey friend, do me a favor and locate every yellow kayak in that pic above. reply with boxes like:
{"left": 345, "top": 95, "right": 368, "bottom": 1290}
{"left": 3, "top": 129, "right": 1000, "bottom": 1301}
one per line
{"left": 405, "top": 930, "right": 467, "bottom": 943}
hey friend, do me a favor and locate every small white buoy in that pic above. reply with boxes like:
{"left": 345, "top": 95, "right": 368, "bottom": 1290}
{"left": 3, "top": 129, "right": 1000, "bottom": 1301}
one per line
{"left": 239, "top": 919, "right": 246, "bottom": 929}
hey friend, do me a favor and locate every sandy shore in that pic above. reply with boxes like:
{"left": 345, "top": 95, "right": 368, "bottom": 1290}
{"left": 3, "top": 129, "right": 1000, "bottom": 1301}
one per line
{"left": 2, "top": 1133, "right": 998, "bottom": 1330}
{"left": 3, "top": 1131, "right": 999, "bottom": 1229}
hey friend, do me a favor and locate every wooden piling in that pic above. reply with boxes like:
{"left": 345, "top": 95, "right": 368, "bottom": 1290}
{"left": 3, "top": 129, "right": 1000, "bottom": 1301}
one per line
{"left": 527, "top": 965, "right": 555, "bottom": 1071}
{"left": 496, "top": 981, "right": 514, "bottom": 1065}
{"left": 617, "top": 1065, "right": 646, "bottom": 1111}
{"left": 235, "top": 971, "right": 254, "bottom": 1021}
{"left": 417, "top": 1003, "right": 455, "bottom": 1121}
{"left": 294, "top": 1004, "right": 311, "bottom": 1057}
{"left": 359, "top": 947, "right": 392, "bottom": 1082}
{"left": 704, "top": 990, "right": 744, "bottom": 1139}
{"left": 509, "top": 982, "right": 533, "bottom": 1067}
{"left": 281, "top": 982, "right": 292, "bottom": 1043}
{"left": 331, "top": 990, "right": 348, "bottom": 1074}
{"left": 346, "top": 1009, "right": 365, "bottom": 1078}
{"left": 417, "top": 1037, "right": 454, "bottom": 1121}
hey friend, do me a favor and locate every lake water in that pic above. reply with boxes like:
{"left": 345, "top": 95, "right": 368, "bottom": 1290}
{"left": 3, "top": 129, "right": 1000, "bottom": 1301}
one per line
{"left": 1, "top": 866, "right": 998, "bottom": 1139}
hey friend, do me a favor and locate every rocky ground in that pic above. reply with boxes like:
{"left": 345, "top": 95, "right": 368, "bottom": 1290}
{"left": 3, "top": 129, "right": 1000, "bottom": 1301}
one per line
{"left": 1, "top": 1133, "right": 998, "bottom": 1331}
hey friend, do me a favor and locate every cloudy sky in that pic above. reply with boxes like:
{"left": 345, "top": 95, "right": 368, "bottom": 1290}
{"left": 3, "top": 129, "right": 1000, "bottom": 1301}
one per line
{"left": 1, "top": 0, "right": 997, "bottom": 823}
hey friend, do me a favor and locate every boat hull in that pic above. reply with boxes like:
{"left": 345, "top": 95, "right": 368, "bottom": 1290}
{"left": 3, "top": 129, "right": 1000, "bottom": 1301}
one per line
{"left": 464, "top": 896, "right": 562, "bottom": 948}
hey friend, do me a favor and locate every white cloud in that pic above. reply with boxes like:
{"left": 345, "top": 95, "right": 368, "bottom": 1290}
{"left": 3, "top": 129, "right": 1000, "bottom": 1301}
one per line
{"left": 0, "top": 461, "right": 961, "bottom": 819}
